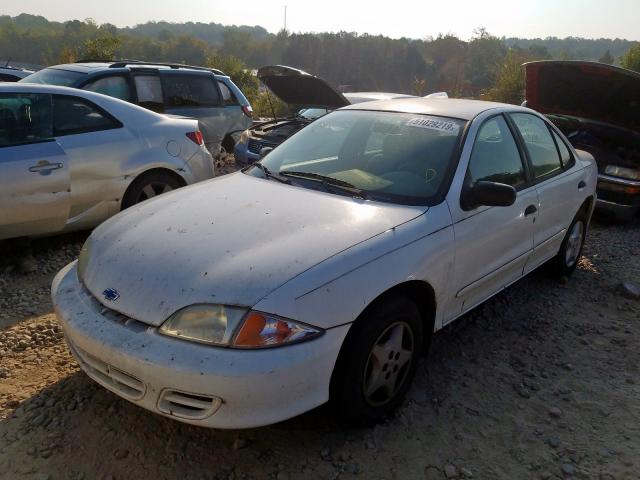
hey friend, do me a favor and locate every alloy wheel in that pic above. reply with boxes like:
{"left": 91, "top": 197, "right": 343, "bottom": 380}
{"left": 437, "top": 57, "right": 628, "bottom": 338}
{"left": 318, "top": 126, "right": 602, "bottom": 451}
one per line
{"left": 363, "top": 321, "right": 415, "bottom": 407}
{"left": 565, "top": 220, "right": 584, "bottom": 267}
{"left": 137, "top": 182, "right": 173, "bottom": 203}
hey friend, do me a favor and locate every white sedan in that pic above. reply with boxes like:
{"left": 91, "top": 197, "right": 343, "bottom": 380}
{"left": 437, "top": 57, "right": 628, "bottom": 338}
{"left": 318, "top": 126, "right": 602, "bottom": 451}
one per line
{"left": 52, "top": 98, "right": 597, "bottom": 429}
{"left": 0, "top": 84, "right": 213, "bottom": 240}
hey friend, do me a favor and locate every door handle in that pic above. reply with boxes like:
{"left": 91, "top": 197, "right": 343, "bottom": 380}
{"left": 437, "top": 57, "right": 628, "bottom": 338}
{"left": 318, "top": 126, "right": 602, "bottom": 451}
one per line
{"left": 578, "top": 180, "right": 586, "bottom": 190}
{"left": 524, "top": 205, "right": 537, "bottom": 216}
{"left": 29, "top": 161, "right": 63, "bottom": 173}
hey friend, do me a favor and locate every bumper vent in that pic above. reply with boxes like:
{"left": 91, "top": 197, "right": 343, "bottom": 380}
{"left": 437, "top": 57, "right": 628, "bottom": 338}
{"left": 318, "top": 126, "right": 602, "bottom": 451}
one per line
{"left": 157, "top": 389, "right": 222, "bottom": 420}
{"left": 69, "top": 341, "right": 146, "bottom": 400}
{"left": 247, "top": 138, "right": 275, "bottom": 154}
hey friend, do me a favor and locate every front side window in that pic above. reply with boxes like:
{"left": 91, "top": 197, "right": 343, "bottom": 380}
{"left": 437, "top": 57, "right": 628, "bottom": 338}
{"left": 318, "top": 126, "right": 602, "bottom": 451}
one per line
{"left": 254, "top": 110, "right": 465, "bottom": 205}
{"left": 467, "top": 115, "right": 525, "bottom": 187}
{"left": 163, "top": 75, "right": 220, "bottom": 107}
{"left": 19, "top": 67, "right": 84, "bottom": 87}
{"left": 84, "top": 75, "right": 132, "bottom": 102}
{"left": 0, "top": 93, "right": 52, "bottom": 148}
{"left": 510, "top": 113, "right": 562, "bottom": 178}
{"left": 52, "top": 96, "right": 121, "bottom": 136}
{"left": 134, "top": 75, "right": 164, "bottom": 111}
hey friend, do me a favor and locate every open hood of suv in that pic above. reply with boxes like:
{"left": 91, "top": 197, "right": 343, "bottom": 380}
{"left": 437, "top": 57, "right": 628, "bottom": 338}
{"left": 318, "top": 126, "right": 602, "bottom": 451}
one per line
{"left": 524, "top": 61, "right": 640, "bottom": 134}
{"left": 257, "top": 65, "right": 350, "bottom": 110}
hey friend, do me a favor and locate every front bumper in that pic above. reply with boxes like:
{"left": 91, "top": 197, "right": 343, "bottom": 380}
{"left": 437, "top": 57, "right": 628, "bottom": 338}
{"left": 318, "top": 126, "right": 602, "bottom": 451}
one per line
{"left": 595, "top": 174, "right": 640, "bottom": 222}
{"left": 52, "top": 262, "right": 349, "bottom": 429}
{"left": 233, "top": 141, "right": 261, "bottom": 166}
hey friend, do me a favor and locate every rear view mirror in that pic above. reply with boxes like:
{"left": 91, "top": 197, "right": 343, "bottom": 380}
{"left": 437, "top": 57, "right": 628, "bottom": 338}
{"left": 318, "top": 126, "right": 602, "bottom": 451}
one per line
{"left": 259, "top": 147, "right": 273, "bottom": 158}
{"left": 462, "top": 180, "right": 517, "bottom": 210}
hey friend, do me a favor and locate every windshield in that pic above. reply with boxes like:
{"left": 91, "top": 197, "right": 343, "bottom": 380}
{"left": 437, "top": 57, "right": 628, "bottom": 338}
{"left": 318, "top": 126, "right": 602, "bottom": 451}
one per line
{"left": 251, "top": 110, "right": 465, "bottom": 205}
{"left": 19, "top": 68, "right": 85, "bottom": 87}
{"left": 298, "top": 108, "right": 330, "bottom": 120}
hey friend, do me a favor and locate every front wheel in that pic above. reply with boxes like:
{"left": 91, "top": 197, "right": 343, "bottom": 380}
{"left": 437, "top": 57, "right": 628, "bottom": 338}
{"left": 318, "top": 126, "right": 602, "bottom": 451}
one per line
{"left": 549, "top": 211, "right": 588, "bottom": 277}
{"left": 330, "top": 297, "right": 423, "bottom": 426}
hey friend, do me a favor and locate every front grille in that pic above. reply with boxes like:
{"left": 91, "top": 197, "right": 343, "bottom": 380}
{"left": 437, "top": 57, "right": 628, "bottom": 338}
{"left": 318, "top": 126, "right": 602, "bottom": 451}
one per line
{"left": 157, "top": 389, "right": 222, "bottom": 420}
{"left": 247, "top": 138, "right": 275, "bottom": 154}
{"left": 69, "top": 341, "right": 146, "bottom": 400}
{"left": 80, "top": 283, "right": 147, "bottom": 331}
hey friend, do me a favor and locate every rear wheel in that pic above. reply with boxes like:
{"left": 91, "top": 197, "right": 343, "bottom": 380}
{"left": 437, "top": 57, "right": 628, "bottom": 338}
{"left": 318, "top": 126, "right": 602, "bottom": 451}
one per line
{"left": 549, "top": 210, "right": 588, "bottom": 277}
{"left": 121, "top": 171, "right": 184, "bottom": 210}
{"left": 330, "top": 297, "right": 423, "bottom": 426}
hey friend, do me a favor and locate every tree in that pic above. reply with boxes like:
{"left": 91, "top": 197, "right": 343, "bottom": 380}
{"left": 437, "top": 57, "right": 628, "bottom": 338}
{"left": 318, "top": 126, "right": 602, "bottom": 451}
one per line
{"left": 620, "top": 44, "right": 640, "bottom": 72}
{"left": 599, "top": 49, "right": 614, "bottom": 64}
{"left": 81, "top": 35, "right": 121, "bottom": 61}
{"left": 484, "top": 49, "right": 526, "bottom": 104}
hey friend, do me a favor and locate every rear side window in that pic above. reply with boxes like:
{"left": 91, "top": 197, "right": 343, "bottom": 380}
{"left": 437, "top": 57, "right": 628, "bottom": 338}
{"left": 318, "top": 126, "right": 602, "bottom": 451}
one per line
{"left": 53, "top": 96, "right": 121, "bottom": 136}
{"left": 84, "top": 75, "right": 132, "bottom": 102}
{"left": 163, "top": 75, "right": 220, "bottom": 107}
{"left": 218, "top": 81, "right": 237, "bottom": 106}
{"left": 0, "top": 93, "right": 53, "bottom": 148}
{"left": 0, "top": 74, "right": 20, "bottom": 82}
{"left": 467, "top": 116, "right": 525, "bottom": 188}
{"left": 510, "top": 113, "right": 562, "bottom": 179}
{"left": 551, "top": 130, "right": 573, "bottom": 167}
{"left": 134, "top": 75, "right": 164, "bottom": 112}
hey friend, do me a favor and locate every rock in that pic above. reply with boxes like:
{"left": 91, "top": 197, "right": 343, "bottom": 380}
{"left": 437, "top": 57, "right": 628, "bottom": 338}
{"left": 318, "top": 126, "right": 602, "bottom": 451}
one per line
{"left": 425, "top": 466, "right": 444, "bottom": 480}
{"left": 619, "top": 282, "right": 640, "bottom": 300}
{"left": 113, "top": 449, "right": 129, "bottom": 460}
{"left": 18, "top": 255, "right": 38, "bottom": 274}
{"left": 547, "top": 436, "right": 561, "bottom": 449}
{"left": 561, "top": 463, "right": 575, "bottom": 476}
{"left": 232, "top": 437, "right": 248, "bottom": 450}
{"left": 460, "top": 467, "right": 473, "bottom": 478}
{"left": 444, "top": 464, "right": 458, "bottom": 478}
{"left": 320, "top": 448, "right": 331, "bottom": 460}
{"left": 549, "top": 407, "right": 563, "bottom": 418}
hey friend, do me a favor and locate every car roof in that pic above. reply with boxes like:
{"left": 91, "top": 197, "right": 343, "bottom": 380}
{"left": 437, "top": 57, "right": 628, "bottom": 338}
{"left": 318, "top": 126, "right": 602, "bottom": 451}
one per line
{"left": 342, "top": 97, "right": 525, "bottom": 120}
{"left": 46, "top": 62, "right": 224, "bottom": 75}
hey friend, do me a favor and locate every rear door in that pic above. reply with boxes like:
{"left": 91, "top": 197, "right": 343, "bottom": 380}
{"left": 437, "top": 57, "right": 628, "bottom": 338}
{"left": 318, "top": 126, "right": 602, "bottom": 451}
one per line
{"left": 508, "top": 113, "right": 586, "bottom": 273}
{"left": 51, "top": 94, "right": 137, "bottom": 225}
{"left": 160, "top": 72, "right": 225, "bottom": 155}
{"left": 0, "top": 92, "right": 71, "bottom": 240}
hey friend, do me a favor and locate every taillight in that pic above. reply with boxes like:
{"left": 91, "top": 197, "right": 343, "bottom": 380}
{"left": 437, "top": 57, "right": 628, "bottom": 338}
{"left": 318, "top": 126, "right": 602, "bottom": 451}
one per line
{"left": 186, "top": 131, "right": 204, "bottom": 145}
{"left": 242, "top": 105, "right": 253, "bottom": 118}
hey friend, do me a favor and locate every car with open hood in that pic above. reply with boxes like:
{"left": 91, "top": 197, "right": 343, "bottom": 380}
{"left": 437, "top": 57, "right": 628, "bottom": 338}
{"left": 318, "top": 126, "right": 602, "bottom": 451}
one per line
{"left": 233, "top": 65, "right": 416, "bottom": 165}
{"left": 53, "top": 97, "right": 596, "bottom": 429}
{"left": 524, "top": 60, "right": 640, "bottom": 221}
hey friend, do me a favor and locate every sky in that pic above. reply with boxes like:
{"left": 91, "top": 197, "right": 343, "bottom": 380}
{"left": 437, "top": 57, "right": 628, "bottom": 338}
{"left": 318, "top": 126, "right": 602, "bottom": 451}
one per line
{"left": 3, "top": 0, "right": 640, "bottom": 41}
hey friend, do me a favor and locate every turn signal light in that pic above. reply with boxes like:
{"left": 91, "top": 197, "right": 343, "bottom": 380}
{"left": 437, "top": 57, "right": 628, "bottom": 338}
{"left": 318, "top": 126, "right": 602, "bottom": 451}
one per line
{"left": 242, "top": 105, "right": 253, "bottom": 118}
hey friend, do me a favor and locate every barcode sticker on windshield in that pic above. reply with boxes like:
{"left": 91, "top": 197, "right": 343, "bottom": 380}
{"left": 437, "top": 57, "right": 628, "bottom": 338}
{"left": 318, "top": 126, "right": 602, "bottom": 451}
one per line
{"left": 406, "top": 118, "right": 459, "bottom": 134}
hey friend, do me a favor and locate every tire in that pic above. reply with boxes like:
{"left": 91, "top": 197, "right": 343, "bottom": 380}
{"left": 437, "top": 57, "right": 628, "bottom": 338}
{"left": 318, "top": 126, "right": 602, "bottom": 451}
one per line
{"left": 330, "top": 296, "right": 423, "bottom": 426}
{"left": 121, "top": 171, "right": 184, "bottom": 210}
{"left": 549, "top": 209, "right": 588, "bottom": 277}
{"left": 221, "top": 135, "right": 236, "bottom": 154}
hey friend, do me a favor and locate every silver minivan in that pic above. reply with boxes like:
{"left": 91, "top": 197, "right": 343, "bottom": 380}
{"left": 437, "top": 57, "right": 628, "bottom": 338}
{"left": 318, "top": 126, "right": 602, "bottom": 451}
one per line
{"left": 20, "top": 61, "right": 253, "bottom": 155}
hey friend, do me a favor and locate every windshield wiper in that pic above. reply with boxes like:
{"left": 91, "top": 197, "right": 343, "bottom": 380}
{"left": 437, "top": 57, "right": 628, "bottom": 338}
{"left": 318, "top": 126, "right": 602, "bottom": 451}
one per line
{"left": 280, "top": 171, "right": 368, "bottom": 199}
{"left": 250, "top": 163, "right": 291, "bottom": 184}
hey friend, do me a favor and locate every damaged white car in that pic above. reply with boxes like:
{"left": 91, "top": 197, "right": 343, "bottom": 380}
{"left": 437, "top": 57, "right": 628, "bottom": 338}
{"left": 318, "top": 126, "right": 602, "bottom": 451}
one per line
{"left": 52, "top": 98, "right": 597, "bottom": 429}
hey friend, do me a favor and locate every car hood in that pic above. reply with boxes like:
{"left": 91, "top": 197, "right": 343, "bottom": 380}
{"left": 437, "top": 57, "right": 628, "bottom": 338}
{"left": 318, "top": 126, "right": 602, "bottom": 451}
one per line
{"left": 524, "top": 61, "right": 640, "bottom": 134}
{"left": 257, "top": 65, "right": 350, "bottom": 110}
{"left": 82, "top": 172, "right": 426, "bottom": 326}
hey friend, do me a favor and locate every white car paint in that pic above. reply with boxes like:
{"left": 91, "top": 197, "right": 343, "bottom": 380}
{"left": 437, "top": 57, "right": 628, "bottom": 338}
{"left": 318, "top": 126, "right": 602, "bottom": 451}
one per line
{"left": 52, "top": 98, "right": 597, "bottom": 429}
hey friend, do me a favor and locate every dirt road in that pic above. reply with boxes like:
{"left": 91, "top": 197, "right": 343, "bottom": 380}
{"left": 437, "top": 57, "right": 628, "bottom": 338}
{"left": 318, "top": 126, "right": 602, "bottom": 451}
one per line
{"left": 1, "top": 177, "right": 638, "bottom": 479}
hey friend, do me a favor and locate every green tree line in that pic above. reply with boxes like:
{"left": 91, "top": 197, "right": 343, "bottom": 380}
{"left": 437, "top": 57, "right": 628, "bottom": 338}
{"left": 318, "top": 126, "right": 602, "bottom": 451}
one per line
{"left": 1, "top": 13, "right": 638, "bottom": 113}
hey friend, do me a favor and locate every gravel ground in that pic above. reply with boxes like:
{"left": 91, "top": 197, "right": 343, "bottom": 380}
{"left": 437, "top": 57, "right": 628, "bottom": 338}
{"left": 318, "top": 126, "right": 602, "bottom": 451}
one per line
{"left": 1, "top": 161, "right": 639, "bottom": 479}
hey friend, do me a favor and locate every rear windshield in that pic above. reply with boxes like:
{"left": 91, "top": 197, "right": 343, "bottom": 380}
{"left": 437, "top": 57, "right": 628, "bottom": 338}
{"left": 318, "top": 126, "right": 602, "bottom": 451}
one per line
{"left": 19, "top": 68, "right": 85, "bottom": 87}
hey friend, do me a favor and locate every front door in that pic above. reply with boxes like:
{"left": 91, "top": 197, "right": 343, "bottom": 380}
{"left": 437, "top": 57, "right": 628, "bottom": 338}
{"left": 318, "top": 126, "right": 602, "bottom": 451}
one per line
{"left": 445, "top": 114, "right": 537, "bottom": 321}
{"left": 0, "top": 92, "right": 71, "bottom": 240}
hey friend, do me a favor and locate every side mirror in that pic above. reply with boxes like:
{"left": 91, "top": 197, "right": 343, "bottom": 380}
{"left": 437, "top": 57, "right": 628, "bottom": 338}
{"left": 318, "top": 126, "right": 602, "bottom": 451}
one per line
{"left": 259, "top": 147, "right": 273, "bottom": 158}
{"left": 461, "top": 180, "right": 517, "bottom": 210}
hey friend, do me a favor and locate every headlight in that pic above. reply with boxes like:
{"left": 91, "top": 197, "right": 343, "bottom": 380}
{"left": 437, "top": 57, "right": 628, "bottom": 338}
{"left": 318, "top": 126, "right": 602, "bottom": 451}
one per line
{"left": 77, "top": 237, "right": 92, "bottom": 281}
{"left": 239, "top": 130, "right": 250, "bottom": 145}
{"left": 605, "top": 165, "right": 640, "bottom": 181}
{"left": 159, "top": 304, "right": 323, "bottom": 348}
